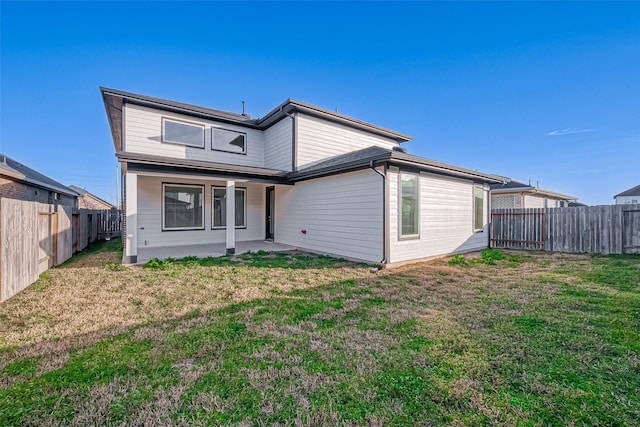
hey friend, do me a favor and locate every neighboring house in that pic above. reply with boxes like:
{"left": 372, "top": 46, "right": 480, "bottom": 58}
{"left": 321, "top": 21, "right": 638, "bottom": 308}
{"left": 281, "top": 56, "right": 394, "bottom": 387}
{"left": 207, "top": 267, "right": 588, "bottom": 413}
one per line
{"left": 68, "top": 185, "right": 115, "bottom": 210}
{"left": 0, "top": 153, "right": 77, "bottom": 207}
{"left": 614, "top": 185, "right": 640, "bottom": 205}
{"left": 568, "top": 201, "right": 588, "bottom": 207}
{"left": 101, "top": 87, "right": 506, "bottom": 265}
{"left": 490, "top": 181, "right": 576, "bottom": 209}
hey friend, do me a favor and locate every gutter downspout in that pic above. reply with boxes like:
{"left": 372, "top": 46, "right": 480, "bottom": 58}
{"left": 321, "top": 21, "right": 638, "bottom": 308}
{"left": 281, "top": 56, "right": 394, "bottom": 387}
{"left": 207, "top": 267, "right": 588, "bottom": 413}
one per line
{"left": 370, "top": 160, "right": 386, "bottom": 264}
{"left": 281, "top": 107, "right": 296, "bottom": 171}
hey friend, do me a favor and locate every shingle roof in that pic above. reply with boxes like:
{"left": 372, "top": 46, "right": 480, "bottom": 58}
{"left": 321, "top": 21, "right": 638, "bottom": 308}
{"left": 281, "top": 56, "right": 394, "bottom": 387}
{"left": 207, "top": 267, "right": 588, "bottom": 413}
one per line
{"left": 289, "top": 147, "right": 507, "bottom": 183}
{"left": 614, "top": 184, "right": 640, "bottom": 198}
{"left": 68, "top": 185, "right": 114, "bottom": 208}
{"left": 490, "top": 180, "right": 575, "bottom": 201}
{"left": 0, "top": 154, "right": 78, "bottom": 196}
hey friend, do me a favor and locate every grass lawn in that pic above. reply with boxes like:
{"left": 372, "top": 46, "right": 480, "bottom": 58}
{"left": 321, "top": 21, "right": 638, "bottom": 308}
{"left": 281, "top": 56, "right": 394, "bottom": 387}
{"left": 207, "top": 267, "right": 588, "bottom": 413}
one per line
{"left": 0, "top": 240, "right": 638, "bottom": 426}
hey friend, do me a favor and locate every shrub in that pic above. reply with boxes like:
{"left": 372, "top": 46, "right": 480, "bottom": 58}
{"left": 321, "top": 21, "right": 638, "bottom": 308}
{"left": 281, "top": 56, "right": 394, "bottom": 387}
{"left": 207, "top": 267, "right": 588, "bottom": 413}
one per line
{"left": 105, "top": 263, "right": 127, "bottom": 271}
{"left": 143, "top": 258, "right": 174, "bottom": 270}
{"left": 478, "top": 249, "right": 505, "bottom": 265}
{"left": 448, "top": 254, "right": 467, "bottom": 266}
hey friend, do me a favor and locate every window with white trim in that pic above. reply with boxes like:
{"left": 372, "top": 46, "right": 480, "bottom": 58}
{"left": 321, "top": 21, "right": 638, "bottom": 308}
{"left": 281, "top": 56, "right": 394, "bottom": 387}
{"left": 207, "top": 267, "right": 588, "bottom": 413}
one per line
{"left": 162, "top": 118, "right": 205, "bottom": 148}
{"left": 212, "top": 187, "right": 247, "bottom": 228}
{"left": 400, "top": 173, "right": 419, "bottom": 237}
{"left": 474, "top": 184, "right": 485, "bottom": 231}
{"left": 212, "top": 128, "right": 246, "bottom": 154}
{"left": 163, "top": 184, "right": 204, "bottom": 230}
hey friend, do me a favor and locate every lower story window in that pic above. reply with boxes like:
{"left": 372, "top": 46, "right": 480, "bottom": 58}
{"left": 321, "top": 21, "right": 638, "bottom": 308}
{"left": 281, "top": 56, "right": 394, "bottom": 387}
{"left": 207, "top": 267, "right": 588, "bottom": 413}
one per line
{"left": 400, "top": 173, "right": 419, "bottom": 237}
{"left": 212, "top": 187, "right": 246, "bottom": 228}
{"left": 163, "top": 184, "right": 204, "bottom": 230}
{"left": 474, "top": 184, "right": 485, "bottom": 231}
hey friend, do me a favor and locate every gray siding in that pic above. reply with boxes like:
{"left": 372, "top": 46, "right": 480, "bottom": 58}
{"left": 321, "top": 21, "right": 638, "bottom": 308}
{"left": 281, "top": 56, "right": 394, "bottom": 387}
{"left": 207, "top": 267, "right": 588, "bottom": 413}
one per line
{"left": 296, "top": 113, "right": 399, "bottom": 169}
{"left": 274, "top": 169, "right": 383, "bottom": 262}
{"left": 389, "top": 170, "right": 489, "bottom": 263}
{"left": 264, "top": 117, "right": 292, "bottom": 171}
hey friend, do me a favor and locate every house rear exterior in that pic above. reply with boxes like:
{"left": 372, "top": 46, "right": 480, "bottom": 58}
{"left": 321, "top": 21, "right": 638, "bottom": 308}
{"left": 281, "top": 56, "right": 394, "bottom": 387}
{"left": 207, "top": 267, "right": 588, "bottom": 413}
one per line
{"left": 102, "top": 88, "right": 505, "bottom": 265}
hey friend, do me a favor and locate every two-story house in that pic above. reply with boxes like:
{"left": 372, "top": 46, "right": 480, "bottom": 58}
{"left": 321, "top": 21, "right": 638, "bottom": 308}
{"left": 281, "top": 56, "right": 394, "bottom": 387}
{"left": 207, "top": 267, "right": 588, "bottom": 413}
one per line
{"left": 101, "top": 87, "right": 506, "bottom": 266}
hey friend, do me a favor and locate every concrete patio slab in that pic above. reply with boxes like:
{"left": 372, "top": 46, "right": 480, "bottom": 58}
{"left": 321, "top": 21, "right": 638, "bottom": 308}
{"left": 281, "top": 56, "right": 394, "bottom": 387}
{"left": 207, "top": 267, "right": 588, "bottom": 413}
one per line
{"left": 136, "top": 240, "right": 296, "bottom": 264}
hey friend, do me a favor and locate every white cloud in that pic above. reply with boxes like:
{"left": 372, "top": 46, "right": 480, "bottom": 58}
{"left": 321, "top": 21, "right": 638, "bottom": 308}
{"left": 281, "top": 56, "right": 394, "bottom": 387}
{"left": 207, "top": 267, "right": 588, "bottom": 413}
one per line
{"left": 548, "top": 128, "right": 596, "bottom": 136}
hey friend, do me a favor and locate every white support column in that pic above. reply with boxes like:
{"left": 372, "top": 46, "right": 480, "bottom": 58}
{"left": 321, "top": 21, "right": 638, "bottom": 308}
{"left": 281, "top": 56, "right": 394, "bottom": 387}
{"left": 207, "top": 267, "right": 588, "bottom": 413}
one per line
{"left": 226, "top": 180, "right": 236, "bottom": 254}
{"left": 125, "top": 172, "right": 138, "bottom": 264}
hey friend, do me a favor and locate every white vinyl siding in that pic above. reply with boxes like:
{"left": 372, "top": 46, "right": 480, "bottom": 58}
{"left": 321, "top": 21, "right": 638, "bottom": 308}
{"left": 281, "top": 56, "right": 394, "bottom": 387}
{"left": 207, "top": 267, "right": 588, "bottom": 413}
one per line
{"left": 264, "top": 118, "right": 293, "bottom": 171}
{"left": 616, "top": 195, "right": 640, "bottom": 205}
{"left": 274, "top": 169, "right": 383, "bottom": 263}
{"left": 136, "top": 175, "right": 264, "bottom": 249}
{"left": 124, "top": 104, "right": 265, "bottom": 167}
{"left": 389, "top": 170, "right": 489, "bottom": 263}
{"left": 296, "top": 113, "right": 399, "bottom": 169}
{"left": 523, "top": 194, "right": 548, "bottom": 209}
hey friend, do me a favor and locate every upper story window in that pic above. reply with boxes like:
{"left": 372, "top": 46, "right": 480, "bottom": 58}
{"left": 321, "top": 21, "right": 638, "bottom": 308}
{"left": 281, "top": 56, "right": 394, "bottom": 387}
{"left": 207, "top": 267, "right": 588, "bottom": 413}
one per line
{"left": 162, "top": 118, "right": 205, "bottom": 148}
{"left": 212, "top": 128, "right": 246, "bottom": 154}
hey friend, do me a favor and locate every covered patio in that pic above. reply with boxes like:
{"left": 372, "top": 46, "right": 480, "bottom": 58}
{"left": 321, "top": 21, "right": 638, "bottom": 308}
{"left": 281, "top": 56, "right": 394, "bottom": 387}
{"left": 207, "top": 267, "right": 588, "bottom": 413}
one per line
{"left": 136, "top": 240, "right": 296, "bottom": 264}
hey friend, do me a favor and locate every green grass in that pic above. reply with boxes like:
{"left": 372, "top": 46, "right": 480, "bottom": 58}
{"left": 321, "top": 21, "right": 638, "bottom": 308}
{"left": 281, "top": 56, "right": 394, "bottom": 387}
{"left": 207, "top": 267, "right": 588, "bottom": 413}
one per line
{"left": 1, "top": 249, "right": 639, "bottom": 425}
{"left": 144, "top": 250, "right": 361, "bottom": 270}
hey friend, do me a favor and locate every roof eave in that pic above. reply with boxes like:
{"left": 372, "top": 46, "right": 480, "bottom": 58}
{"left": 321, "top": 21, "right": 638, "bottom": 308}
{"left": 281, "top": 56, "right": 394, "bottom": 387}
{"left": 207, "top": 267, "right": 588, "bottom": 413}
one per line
{"left": 257, "top": 99, "right": 412, "bottom": 143}
{"left": 491, "top": 186, "right": 575, "bottom": 200}
{"left": 116, "top": 152, "right": 289, "bottom": 180}
{"left": 389, "top": 152, "right": 507, "bottom": 184}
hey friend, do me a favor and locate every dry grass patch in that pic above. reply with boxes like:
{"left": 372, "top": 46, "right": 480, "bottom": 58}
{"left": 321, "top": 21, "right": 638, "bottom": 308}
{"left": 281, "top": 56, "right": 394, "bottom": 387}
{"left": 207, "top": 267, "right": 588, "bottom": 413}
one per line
{"left": 1, "top": 242, "right": 639, "bottom": 426}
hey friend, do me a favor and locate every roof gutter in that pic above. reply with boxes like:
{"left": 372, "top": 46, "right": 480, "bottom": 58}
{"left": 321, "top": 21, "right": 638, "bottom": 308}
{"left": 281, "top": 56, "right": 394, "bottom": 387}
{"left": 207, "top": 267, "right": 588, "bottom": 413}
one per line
{"left": 389, "top": 158, "right": 506, "bottom": 184}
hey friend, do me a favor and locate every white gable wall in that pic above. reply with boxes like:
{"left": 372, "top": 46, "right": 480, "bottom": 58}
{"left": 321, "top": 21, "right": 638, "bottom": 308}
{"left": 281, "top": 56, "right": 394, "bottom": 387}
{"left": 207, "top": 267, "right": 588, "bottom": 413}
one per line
{"left": 124, "top": 104, "right": 266, "bottom": 168}
{"left": 264, "top": 117, "right": 293, "bottom": 171}
{"left": 296, "top": 113, "right": 399, "bottom": 169}
{"left": 388, "top": 169, "right": 489, "bottom": 263}
{"left": 274, "top": 169, "right": 384, "bottom": 263}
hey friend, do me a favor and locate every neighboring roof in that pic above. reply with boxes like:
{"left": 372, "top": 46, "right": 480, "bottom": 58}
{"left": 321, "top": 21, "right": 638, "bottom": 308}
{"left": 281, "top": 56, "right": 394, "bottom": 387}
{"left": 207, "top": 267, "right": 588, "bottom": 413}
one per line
{"left": 101, "top": 87, "right": 412, "bottom": 152}
{"left": 0, "top": 153, "right": 78, "bottom": 197}
{"left": 490, "top": 180, "right": 576, "bottom": 201}
{"left": 614, "top": 184, "right": 640, "bottom": 198}
{"left": 68, "top": 185, "right": 115, "bottom": 209}
{"left": 568, "top": 201, "right": 588, "bottom": 207}
{"left": 289, "top": 146, "right": 507, "bottom": 184}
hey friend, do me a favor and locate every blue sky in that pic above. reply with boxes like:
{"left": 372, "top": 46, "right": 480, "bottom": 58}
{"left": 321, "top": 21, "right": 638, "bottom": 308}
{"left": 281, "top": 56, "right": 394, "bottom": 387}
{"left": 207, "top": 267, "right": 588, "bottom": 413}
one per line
{"left": 1, "top": 1, "right": 639, "bottom": 205}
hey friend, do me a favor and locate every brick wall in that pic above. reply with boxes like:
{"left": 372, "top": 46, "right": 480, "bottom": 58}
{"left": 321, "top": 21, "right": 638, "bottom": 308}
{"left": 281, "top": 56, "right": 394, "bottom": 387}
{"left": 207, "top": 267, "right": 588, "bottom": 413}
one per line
{"left": 0, "top": 177, "right": 76, "bottom": 207}
{"left": 78, "top": 194, "right": 112, "bottom": 210}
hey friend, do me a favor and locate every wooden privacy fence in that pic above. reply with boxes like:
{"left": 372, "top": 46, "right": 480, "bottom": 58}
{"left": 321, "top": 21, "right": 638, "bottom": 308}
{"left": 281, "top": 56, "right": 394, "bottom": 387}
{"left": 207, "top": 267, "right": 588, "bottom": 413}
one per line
{"left": 0, "top": 199, "right": 122, "bottom": 301}
{"left": 490, "top": 205, "right": 640, "bottom": 255}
